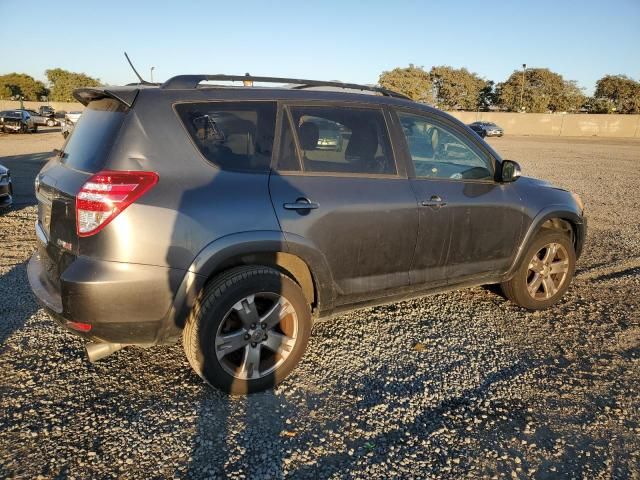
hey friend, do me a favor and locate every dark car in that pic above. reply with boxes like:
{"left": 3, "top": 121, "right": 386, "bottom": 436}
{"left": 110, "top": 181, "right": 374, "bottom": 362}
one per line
{"left": 469, "top": 121, "right": 504, "bottom": 137}
{"left": 0, "top": 110, "right": 37, "bottom": 133}
{"left": 0, "top": 164, "right": 12, "bottom": 210}
{"left": 28, "top": 75, "right": 586, "bottom": 394}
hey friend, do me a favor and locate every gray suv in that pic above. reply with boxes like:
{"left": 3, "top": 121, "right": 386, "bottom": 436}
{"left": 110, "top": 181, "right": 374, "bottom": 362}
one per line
{"left": 28, "top": 75, "right": 586, "bottom": 394}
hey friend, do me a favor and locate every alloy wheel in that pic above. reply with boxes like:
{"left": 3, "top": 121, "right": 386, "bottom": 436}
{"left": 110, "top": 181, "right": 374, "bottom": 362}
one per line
{"left": 215, "top": 293, "right": 298, "bottom": 380}
{"left": 526, "top": 242, "right": 570, "bottom": 300}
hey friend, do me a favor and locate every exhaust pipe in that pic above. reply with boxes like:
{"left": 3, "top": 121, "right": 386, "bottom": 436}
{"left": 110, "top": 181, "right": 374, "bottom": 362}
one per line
{"left": 86, "top": 342, "right": 124, "bottom": 362}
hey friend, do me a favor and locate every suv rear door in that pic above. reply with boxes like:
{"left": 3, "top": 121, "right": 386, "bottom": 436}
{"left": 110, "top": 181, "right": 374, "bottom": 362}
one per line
{"left": 35, "top": 96, "right": 130, "bottom": 295}
{"left": 269, "top": 103, "right": 418, "bottom": 306}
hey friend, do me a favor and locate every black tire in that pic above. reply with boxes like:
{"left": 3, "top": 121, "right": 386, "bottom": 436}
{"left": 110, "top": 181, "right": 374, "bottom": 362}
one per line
{"left": 32, "top": 125, "right": 38, "bottom": 133}
{"left": 62, "top": 131, "right": 69, "bottom": 139}
{"left": 183, "top": 266, "right": 312, "bottom": 394}
{"left": 501, "top": 230, "right": 576, "bottom": 310}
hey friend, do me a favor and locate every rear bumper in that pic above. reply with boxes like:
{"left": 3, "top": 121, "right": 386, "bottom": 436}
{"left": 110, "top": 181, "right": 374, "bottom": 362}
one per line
{"left": 27, "top": 244, "right": 187, "bottom": 345}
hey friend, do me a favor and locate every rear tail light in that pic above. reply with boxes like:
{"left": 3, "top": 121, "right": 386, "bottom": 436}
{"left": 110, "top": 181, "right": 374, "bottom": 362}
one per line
{"left": 76, "top": 170, "right": 158, "bottom": 237}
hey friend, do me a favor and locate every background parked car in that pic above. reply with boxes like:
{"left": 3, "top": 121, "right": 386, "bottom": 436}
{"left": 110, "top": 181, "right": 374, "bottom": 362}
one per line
{"left": 0, "top": 163, "right": 12, "bottom": 210}
{"left": 61, "top": 111, "right": 82, "bottom": 138}
{"left": 38, "top": 106, "right": 58, "bottom": 126}
{"left": 468, "top": 121, "right": 504, "bottom": 137}
{"left": 19, "top": 109, "right": 58, "bottom": 127}
{"left": 0, "top": 110, "right": 37, "bottom": 133}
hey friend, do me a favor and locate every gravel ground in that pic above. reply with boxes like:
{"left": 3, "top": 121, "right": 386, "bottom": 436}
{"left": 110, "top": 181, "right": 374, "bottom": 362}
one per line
{"left": 1, "top": 131, "right": 639, "bottom": 479}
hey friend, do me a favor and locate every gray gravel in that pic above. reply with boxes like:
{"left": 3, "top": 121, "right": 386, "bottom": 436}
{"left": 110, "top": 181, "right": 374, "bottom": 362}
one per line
{"left": 1, "top": 132, "right": 639, "bottom": 479}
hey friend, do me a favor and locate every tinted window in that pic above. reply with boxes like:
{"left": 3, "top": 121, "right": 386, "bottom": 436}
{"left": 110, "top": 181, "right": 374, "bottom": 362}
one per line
{"left": 61, "top": 98, "right": 127, "bottom": 172}
{"left": 398, "top": 112, "right": 493, "bottom": 181}
{"left": 288, "top": 106, "right": 395, "bottom": 175}
{"left": 176, "top": 102, "right": 276, "bottom": 172}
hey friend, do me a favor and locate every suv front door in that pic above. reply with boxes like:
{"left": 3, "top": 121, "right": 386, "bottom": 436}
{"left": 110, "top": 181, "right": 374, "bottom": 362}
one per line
{"left": 269, "top": 104, "right": 418, "bottom": 307}
{"left": 394, "top": 110, "right": 525, "bottom": 285}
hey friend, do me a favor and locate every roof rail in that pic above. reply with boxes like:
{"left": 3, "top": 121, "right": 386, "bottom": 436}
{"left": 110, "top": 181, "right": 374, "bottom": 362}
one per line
{"left": 161, "top": 74, "right": 410, "bottom": 100}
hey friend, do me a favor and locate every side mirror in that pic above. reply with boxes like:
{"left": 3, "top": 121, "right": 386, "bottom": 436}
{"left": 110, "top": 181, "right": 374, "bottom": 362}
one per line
{"left": 501, "top": 160, "right": 521, "bottom": 182}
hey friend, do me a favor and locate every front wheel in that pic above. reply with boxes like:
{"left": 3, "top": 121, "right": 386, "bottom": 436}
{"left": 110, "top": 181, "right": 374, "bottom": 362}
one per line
{"left": 501, "top": 231, "right": 576, "bottom": 310}
{"left": 183, "top": 266, "right": 312, "bottom": 394}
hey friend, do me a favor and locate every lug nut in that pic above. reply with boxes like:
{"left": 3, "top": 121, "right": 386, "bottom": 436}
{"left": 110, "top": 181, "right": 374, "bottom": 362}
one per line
{"left": 260, "top": 323, "right": 267, "bottom": 329}
{"left": 250, "top": 323, "right": 256, "bottom": 329}
{"left": 244, "top": 333, "right": 250, "bottom": 340}
{"left": 251, "top": 342, "right": 257, "bottom": 348}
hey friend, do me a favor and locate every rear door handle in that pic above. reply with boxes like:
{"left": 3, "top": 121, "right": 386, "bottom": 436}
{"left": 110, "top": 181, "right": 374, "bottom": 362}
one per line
{"left": 420, "top": 195, "right": 446, "bottom": 208}
{"left": 283, "top": 198, "right": 319, "bottom": 210}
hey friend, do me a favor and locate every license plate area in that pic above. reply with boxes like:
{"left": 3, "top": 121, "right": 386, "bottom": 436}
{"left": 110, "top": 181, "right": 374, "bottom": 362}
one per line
{"left": 37, "top": 197, "right": 52, "bottom": 239}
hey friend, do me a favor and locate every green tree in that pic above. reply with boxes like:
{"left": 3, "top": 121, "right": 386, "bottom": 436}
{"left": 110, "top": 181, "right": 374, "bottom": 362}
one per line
{"left": 378, "top": 64, "right": 433, "bottom": 103}
{"left": 594, "top": 75, "right": 640, "bottom": 114}
{"left": 430, "top": 66, "right": 488, "bottom": 110}
{"left": 0, "top": 73, "right": 48, "bottom": 100}
{"left": 496, "top": 68, "right": 585, "bottom": 113}
{"left": 45, "top": 68, "right": 101, "bottom": 102}
{"left": 478, "top": 80, "right": 496, "bottom": 111}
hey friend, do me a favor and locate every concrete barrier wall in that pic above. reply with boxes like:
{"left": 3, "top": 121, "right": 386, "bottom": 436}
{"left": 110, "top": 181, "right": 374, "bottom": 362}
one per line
{"left": 446, "top": 111, "right": 640, "bottom": 138}
{"left": 1, "top": 99, "right": 639, "bottom": 138}
{"left": 0, "top": 100, "right": 84, "bottom": 112}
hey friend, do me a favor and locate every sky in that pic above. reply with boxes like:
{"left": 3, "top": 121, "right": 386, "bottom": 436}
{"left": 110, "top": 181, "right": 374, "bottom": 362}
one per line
{"left": 1, "top": 0, "right": 639, "bottom": 95}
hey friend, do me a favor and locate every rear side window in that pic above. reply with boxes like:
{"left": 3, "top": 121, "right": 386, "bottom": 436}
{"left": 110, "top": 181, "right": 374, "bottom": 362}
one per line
{"left": 287, "top": 106, "right": 396, "bottom": 175}
{"left": 62, "top": 98, "right": 126, "bottom": 172}
{"left": 175, "top": 102, "right": 276, "bottom": 172}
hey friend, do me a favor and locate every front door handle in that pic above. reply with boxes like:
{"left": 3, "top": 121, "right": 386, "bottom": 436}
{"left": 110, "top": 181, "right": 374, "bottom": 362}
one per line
{"left": 283, "top": 198, "right": 319, "bottom": 210}
{"left": 420, "top": 195, "right": 446, "bottom": 208}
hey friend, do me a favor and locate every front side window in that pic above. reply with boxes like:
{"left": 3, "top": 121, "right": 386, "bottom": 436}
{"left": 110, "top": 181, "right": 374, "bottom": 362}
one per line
{"left": 175, "top": 101, "right": 276, "bottom": 172}
{"left": 287, "top": 106, "right": 396, "bottom": 175}
{"left": 398, "top": 111, "right": 493, "bottom": 181}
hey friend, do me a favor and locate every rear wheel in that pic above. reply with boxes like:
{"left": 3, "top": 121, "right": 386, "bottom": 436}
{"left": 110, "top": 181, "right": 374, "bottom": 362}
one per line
{"left": 46, "top": 119, "right": 55, "bottom": 127}
{"left": 501, "top": 231, "right": 576, "bottom": 310}
{"left": 183, "top": 266, "right": 312, "bottom": 394}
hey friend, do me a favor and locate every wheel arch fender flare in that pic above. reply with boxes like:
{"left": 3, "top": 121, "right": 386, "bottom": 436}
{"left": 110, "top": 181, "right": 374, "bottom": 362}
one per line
{"left": 161, "top": 231, "right": 335, "bottom": 338}
{"left": 505, "top": 205, "right": 586, "bottom": 280}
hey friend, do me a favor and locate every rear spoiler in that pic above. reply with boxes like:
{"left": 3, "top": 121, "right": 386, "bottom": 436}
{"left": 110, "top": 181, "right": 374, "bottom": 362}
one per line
{"left": 73, "top": 87, "right": 140, "bottom": 108}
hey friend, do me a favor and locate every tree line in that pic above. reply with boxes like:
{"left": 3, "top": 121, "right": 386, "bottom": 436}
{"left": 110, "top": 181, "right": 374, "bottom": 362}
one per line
{"left": 379, "top": 65, "right": 640, "bottom": 114}
{"left": 1, "top": 65, "right": 639, "bottom": 114}
{"left": 0, "top": 69, "right": 100, "bottom": 102}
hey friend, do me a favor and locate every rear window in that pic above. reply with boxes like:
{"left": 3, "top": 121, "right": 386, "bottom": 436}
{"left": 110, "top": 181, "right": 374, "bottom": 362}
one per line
{"left": 61, "top": 98, "right": 126, "bottom": 172}
{"left": 175, "top": 101, "right": 277, "bottom": 172}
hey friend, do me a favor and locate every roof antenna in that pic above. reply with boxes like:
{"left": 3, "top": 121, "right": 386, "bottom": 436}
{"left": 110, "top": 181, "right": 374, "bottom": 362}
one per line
{"left": 124, "top": 52, "right": 154, "bottom": 85}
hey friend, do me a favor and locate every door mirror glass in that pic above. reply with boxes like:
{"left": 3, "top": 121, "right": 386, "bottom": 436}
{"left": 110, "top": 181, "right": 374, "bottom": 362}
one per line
{"left": 501, "top": 160, "right": 521, "bottom": 182}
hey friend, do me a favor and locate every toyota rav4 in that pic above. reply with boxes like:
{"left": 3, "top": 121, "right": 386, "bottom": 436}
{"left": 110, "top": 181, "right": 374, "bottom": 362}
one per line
{"left": 28, "top": 75, "right": 586, "bottom": 394}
